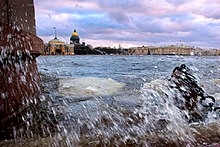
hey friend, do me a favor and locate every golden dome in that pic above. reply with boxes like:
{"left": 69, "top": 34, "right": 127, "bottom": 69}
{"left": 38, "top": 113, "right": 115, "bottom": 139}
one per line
{"left": 71, "top": 30, "right": 79, "bottom": 37}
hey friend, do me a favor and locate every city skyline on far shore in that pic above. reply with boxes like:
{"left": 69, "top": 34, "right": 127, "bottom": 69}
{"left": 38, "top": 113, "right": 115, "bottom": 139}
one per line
{"left": 35, "top": 0, "right": 220, "bottom": 49}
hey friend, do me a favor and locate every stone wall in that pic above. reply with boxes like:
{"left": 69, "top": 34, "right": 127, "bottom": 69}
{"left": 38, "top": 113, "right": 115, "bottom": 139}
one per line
{"left": 0, "top": 1, "right": 44, "bottom": 139}
{"left": 0, "top": 0, "right": 44, "bottom": 54}
{"left": 0, "top": 0, "right": 36, "bottom": 35}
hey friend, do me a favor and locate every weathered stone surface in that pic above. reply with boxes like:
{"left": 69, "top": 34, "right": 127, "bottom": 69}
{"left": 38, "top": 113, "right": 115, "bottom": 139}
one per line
{"left": 0, "top": 22, "right": 44, "bottom": 140}
{"left": 0, "top": 0, "right": 36, "bottom": 35}
{"left": 0, "top": 0, "right": 43, "bottom": 122}
{"left": 0, "top": 22, "right": 43, "bottom": 120}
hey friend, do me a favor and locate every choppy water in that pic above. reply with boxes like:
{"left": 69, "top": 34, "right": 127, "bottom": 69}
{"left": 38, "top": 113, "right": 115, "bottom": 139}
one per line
{"left": 1, "top": 55, "right": 220, "bottom": 146}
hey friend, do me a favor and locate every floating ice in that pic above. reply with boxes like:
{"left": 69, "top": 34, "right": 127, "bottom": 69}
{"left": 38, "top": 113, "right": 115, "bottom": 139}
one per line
{"left": 58, "top": 77, "right": 125, "bottom": 97}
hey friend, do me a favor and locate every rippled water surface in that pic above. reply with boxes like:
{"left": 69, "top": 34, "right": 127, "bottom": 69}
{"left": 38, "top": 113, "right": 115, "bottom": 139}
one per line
{"left": 1, "top": 55, "right": 220, "bottom": 146}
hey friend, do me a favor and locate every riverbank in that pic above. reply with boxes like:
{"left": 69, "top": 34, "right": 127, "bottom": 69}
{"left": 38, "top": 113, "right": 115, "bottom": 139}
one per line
{"left": 42, "top": 45, "right": 220, "bottom": 56}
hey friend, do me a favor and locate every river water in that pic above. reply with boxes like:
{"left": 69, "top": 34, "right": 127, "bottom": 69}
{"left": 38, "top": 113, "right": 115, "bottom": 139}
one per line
{"left": 1, "top": 55, "right": 220, "bottom": 146}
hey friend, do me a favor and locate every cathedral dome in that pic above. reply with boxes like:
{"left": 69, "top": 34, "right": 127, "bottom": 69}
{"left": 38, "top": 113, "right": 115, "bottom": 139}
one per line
{"left": 70, "top": 30, "right": 80, "bottom": 44}
{"left": 71, "top": 30, "right": 79, "bottom": 37}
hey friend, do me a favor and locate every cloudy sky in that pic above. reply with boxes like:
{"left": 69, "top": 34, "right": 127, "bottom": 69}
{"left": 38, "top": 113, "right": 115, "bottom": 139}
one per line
{"left": 34, "top": 0, "right": 220, "bottom": 48}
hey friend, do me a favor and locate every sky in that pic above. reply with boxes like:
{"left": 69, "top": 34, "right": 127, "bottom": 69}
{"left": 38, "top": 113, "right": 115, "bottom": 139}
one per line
{"left": 34, "top": 0, "right": 220, "bottom": 48}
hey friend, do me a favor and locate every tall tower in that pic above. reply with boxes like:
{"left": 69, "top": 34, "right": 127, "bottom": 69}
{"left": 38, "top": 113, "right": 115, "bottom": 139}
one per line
{"left": 70, "top": 30, "right": 80, "bottom": 45}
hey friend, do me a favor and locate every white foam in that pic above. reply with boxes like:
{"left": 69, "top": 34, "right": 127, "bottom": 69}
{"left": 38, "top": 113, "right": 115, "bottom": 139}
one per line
{"left": 58, "top": 77, "right": 125, "bottom": 97}
{"left": 142, "top": 79, "right": 172, "bottom": 96}
{"left": 213, "top": 93, "right": 220, "bottom": 102}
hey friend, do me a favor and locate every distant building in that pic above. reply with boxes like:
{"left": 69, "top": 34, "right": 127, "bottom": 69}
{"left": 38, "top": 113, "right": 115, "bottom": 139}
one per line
{"left": 43, "top": 29, "right": 98, "bottom": 55}
{"left": 43, "top": 31, "right": 74, "bottom": 55}
{"left": 128, "top": 45, "right": 195, "bottom": 55}
{"left": 153, "top": 45, "right": 194, "bottom": 55}
{"left": 195, "top": 48, "right": 220, "bottom": 56}
{"left": 70, "top": 30, "right": 80, "bottom": 45}
{"left": 69, "top": 29, "right": 99, "bottom": 55}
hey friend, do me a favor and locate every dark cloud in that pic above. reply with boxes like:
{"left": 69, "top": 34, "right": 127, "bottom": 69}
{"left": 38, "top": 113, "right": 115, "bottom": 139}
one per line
{"left": 202, "top": 9, "right": 220, "bottom": 19}
{"left": 108, "top": 10, "right": 130, "bottom": 24}
{"left": 165, "top": 0, "right": 190, "bottom": 5}
{"left": 95, "top": 0, "right": 142, "bottom": 9}
{"left": 134, "top": 17, "right": 166, "bottom": 33}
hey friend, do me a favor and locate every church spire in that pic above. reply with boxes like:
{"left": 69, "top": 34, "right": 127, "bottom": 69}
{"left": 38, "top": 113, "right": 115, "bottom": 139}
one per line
{"left": 53, "top": 26, "right": 58, "bottom": 39}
